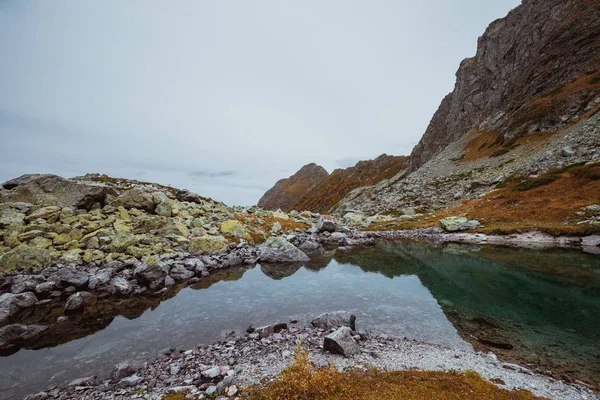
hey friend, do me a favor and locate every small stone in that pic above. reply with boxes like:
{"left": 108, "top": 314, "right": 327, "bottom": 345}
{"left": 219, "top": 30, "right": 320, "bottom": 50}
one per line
{"left": 202, "top": 366, "right": 221, "bottom": 380}
{"left": 119, "top": 374, "right": 142, "bottom": 387}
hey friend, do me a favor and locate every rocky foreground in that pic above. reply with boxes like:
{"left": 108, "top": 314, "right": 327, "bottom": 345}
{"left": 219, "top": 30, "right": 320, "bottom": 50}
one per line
{"left": 22, "top": 312, "right": 597, "bottom": 400}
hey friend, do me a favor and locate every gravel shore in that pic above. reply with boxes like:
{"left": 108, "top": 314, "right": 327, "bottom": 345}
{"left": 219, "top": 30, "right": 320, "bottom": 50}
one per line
{"left": 25, "top": 320, "right": 598, "bottom": 400}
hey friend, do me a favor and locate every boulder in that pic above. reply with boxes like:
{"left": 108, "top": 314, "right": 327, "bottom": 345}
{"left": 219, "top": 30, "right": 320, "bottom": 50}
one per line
{"left": 258, "top": 237, "right": 310, "bottom": 263}
{"left": 134, "top": 263, "right": 167, "bottom": 289}
{"left": 0, "top": 292, "right": 37, "bottom": 325}
{"left": 311, "top": 311, "right": 356, "bottom": 331}
{"left": 189, "top": 235, "right": 229, "bottom": 255}
{"left": 27, "top": 206, "right": 61, "bottom": 222}
{"left": 88, "top": 268, "right": 115, "bottom": 291}
{"left": 316, "top": 216, "right": 337, "bottom": 233}
{"left": 10, "top": 275, "right": 45, "bottom": 294}
{"left": 342, "top": 212, "right": 364, "bottom": 225}
{"left": 55, "top": 267, "right": 89, "bottom": 288}
{"left": 155, "top": 200, "right": 175, "bottom": 217}
{"left": 0, "top": 245, "right": 52, "bottom": 274}
{"left": 35, "top": 281, "right": 57, "bottom": 297}
{"left": 220, "top": 220, "right": 249, "bottom": 239}
{"left": 110, "top": 362, "right": 136, "bottom": 381}
{"left": 108, "top": 276, "right": 133, "bottom": 296}
{"left": 298, "top": 240, "right": 320, "bottom": 252}
{"left": 0, "top": 174, "right": 114, "bottom": 210}
{"left": 119, "top": 375, "right": 142, "bottom": 388}
{"left": 64, "top": 291, "right": 96, "bottom": 313}
{"left": 439, "top": 216, "right": 481, "bottom": 232}
{"left": 0, "top": 324, "right": 48, "bottom": 351}
{"left": 169, "top": 265, "right": 194, "bottom": 281}
{"left": 323, "top": 326, "right": 359, "bottom": 356}
{"left": 254, "top": 322, "right": 288, "bottom": 339}
{"left": 0, "top": 207, "right": 26, "bottom": 229}
{"left": 183, "top": 258, "right": 206, "bottom": 273}
{"left": 112, "top": 188, "right": 156, "bottom": 212}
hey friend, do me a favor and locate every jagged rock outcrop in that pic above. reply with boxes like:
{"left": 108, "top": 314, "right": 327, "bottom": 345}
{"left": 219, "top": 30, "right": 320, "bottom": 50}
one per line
{"left": 409, "top": 0, "right": 600, "bottom": 171}
{"left": 257, "top": 163, "right": 329, "bottom": 211}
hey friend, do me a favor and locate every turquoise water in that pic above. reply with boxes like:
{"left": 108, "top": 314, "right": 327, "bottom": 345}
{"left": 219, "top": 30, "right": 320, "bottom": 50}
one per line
{"left": 1, "top": 240, "right": 599, "bottom": 399}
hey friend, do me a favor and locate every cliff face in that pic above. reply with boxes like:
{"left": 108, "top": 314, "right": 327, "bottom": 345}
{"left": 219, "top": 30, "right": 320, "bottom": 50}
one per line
{"left": 409, "top": 0, "right": 600, "bottom": 171}
{"left": 257, "top": 163, "right": 329, "bottom": 211}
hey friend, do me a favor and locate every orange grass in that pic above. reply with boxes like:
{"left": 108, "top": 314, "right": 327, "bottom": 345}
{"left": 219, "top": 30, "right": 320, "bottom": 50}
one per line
{"left": 246, "top": 348, "right": 547, "bottom": 400}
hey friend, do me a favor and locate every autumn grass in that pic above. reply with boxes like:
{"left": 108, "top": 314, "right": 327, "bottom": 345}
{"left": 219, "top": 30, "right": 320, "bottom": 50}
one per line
{"left": 362, "top": 162, "right": 600, "bottom": 236}
{"left": 235, "top": 214, "right": 308, "bottom": 244}
{"left": 246, "top": 348, "right": 547, "bottom": 400}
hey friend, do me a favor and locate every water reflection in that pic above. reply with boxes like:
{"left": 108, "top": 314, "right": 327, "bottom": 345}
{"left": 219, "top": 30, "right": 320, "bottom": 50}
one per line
{"left": 2, "top": 240, "right": 599, "bottom": 399}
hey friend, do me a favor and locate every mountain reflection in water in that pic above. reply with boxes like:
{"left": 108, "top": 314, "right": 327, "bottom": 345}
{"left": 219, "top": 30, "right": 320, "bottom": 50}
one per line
{"left": 1, "top": 240, "right": 599, "bottom": 399}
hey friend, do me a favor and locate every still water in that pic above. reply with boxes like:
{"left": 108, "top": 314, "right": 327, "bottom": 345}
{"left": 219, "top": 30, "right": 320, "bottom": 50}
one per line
{"left": 1, "top": 240, "right": 599, "bottom": 399}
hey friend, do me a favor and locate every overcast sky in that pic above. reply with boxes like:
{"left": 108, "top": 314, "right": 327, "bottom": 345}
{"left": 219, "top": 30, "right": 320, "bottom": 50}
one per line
{"left": 0, "top": 0, "right": 520, "bottom": 205}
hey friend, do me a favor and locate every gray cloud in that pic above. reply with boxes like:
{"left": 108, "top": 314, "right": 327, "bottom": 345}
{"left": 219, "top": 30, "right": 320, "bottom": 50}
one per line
{"left": 0, "top": 0, "right": 521, "bottom": 205}
{"left": 189, "top": 170, "right": 237, "bottom": 178}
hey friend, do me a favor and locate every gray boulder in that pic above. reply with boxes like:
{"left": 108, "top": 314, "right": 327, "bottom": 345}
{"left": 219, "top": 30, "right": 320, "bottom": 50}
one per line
{"left": 64, "top": 292, "right": 96, "bottom": 313}
{"left": 169, "top": 265, "right": 194, "bottom": 281}
{"left": 108, "top": 276, "right": 133, "bottom": 296}
{"left": 110, "top": 362, "right": 136, "bottom": 381}
{"left": 0, "top": 174, "right": 115, "bottom": 210}
{"left": 112, "top": 188, "right": 156, "bottom": 212}
{"left": 134, "top": 263, "right": 167, "bottom": 289}
{"left": 258, "top": 237, "right": 309, "bottom": 263}
{"left": 10, "top": 275, "right": 45, "bottom": 294}
{"left": 316, "top": 216, "right": 337, "bottom": 233}
{"left": 311, "top": 311, "right": 356, "bottom": 331}
{"left": 323, "top": 326, "right": 359, "bottom": 356}
{"left": 88, "top": 268, "right": 115, "bottom": 291}
{"left": 439, "top": 216, "right": 481, "bottom": 232}
{"left": 55, "top": 267, "right": 89, "bottom": 288}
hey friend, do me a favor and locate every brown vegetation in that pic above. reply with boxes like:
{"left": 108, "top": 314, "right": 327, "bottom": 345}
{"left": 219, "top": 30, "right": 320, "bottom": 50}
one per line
{"left": 364, "top": 163, "right": 600, "bottom": 236}
{"left": 246, "top": 348, "right": 546, "bottom": 400}
{"left": 292, "top": 155, "right": 408, "bottom": 214}
{"left": 457, "top": 128, "right": 554, "bottom": 163}
{"left": 235, "top": 214, "right": 308, "bottom": 244}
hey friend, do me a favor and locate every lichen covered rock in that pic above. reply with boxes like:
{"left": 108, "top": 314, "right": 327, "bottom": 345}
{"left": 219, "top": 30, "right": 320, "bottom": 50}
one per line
{"left": 189, "top": 235, "right": 229, "bottom": 255}
{"left": 0, "top": 245, "right": 51, "bottom": 274}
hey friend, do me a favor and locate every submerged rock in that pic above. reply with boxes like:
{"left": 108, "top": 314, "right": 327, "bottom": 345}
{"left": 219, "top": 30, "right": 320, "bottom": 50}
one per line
{"left": 323, "top": 326, "right": 359, "bottom": 356}
{"left": 258, "top": 237, "right": 309, "bottom": 263}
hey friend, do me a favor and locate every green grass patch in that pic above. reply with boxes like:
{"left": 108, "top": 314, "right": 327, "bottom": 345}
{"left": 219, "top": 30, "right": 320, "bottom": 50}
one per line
{"left": 512, "top": 175, "right": 560, "bottom": 192}
{"left": 491, "top": 148, "right": 511, "bottom": 158}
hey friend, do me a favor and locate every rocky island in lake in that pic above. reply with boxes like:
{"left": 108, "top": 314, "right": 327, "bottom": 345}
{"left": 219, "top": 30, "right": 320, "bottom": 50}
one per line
{"left": 1, "top": 0, "right": 600, "bottom": 399}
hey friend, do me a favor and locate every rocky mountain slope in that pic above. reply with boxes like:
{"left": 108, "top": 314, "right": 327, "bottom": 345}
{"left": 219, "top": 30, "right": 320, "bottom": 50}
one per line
{"left": 257, "top": 163, "right": 328, "bottom": 211}
{"left": 259, "top": 154, "right": 408, "bottom": 214}
{"left": 409, "top": 0, "right": 600, "bottom": 171}
{"left": 259, "top": 0, "right": 600, "bottom": 228}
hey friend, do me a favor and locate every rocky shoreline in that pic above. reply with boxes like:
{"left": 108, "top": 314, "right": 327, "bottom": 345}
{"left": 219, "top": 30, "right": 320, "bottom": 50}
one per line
{"left": 363, "top": 228, "right": 600, "bottom": 254}
{"left": 21, "top": 313, "right": 597, "bottom": 400}
{"left": 3, "top": 224, "right": 599, "bottom": 355}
